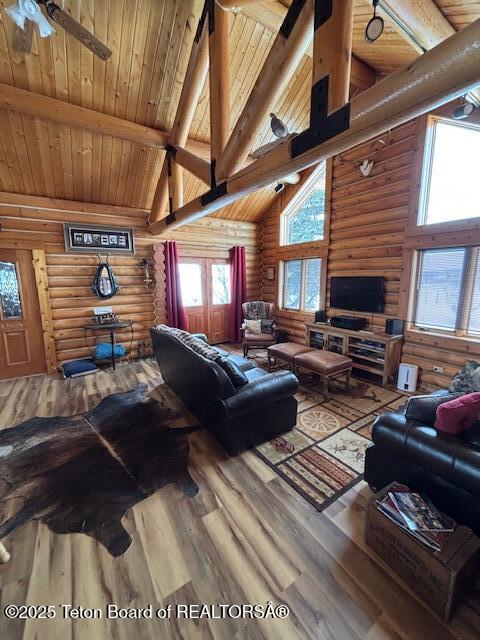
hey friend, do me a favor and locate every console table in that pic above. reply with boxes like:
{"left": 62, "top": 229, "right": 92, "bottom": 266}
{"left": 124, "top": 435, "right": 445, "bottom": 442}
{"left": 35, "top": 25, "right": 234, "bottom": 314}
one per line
{"left": 305, "top": 322, "right": 403, "bottom": 388}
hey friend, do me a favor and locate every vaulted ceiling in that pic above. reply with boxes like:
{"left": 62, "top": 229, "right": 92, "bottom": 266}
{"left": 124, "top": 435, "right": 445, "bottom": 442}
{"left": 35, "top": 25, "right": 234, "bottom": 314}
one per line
{"left": 0, "top": 0, "right": 479, "bottom": 223}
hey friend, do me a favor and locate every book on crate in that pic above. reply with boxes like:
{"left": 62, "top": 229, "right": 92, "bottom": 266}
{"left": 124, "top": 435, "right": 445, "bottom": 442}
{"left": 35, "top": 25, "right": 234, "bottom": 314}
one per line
{"left": 376, "top": 483, "right": 456, "bottom": 551}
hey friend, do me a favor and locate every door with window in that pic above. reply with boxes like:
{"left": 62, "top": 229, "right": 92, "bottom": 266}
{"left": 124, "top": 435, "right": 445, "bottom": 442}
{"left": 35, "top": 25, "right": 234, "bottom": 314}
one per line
{"left": 179, "top": 258, "right": 231, "bottom": 343}
{"left": 0, "top": 249, "right": 46, "bottom": 380}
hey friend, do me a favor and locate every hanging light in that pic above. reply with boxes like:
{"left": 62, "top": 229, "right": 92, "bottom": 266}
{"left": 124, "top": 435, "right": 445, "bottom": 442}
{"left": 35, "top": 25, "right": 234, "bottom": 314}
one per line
{"left": 365, "top": 0, "right": 384, "bottom": 43}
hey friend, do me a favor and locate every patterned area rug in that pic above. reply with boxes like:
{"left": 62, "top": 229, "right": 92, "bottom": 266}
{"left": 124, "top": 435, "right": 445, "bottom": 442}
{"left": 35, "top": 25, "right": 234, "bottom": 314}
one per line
{"left": 244, "top": 348, "right": 405, "bottom": 512}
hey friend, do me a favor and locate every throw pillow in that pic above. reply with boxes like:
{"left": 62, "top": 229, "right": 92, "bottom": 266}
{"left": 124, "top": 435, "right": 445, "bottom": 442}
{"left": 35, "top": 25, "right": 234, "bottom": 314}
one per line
{"left": 261, "top": 319, "right": 274, "bottom": 334}
{"left": 434, "top": 392, "right": 480, "bottom": 435}
{"left": 244, "top": 319, "right": 262, "bottom": 334}
{"left": 215, "top": 357, "right": 249, "bottom": 387}
{"left": 449, "top": 361, "right": 480, "bottom": 394}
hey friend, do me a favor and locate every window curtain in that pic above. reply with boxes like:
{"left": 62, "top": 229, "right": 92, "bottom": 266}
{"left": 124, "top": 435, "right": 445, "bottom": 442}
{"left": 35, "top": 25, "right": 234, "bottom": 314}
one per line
{"left": 163, "top": 240, "right": 188, "bottom": 330}
{"left": 229, "top": 246, "right": 247, "bottom": 342}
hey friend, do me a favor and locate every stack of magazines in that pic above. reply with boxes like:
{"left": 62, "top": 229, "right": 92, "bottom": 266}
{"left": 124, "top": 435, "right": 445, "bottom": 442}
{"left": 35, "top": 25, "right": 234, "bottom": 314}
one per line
{"left": 376, "top": 483, "right": 456, "bottom": 551}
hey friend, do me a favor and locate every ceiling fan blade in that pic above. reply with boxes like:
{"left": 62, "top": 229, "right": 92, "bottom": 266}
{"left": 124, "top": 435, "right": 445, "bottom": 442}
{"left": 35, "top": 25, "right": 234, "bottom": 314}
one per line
{"left": 44, "top": 3, "right": 111, "bottom": 60}
{"left": 12, "top": 19, "right": 34, "bottom": 53}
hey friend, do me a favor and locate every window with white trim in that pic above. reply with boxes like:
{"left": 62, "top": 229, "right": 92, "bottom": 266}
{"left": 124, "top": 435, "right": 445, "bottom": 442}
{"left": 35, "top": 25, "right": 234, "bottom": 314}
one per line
{"left": 412, "top": 246, "right": 480, "bottom": 336}
{"left": 280, "top": 163, "right": 326, "bottom": 245}
{"left": 419, "top": 119, "right": 480, "bottom": 226}
{"left": 281, "top": 258, "right": 322, "bottom": 312}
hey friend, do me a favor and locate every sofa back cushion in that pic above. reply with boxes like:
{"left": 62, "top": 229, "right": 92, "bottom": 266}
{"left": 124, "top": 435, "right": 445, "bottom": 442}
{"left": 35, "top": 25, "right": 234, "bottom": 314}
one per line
{"left": 216, "top": 357, "right": 249, "bottom": 387}
{"left": 434, "top": 392, "right": 480, "bottom": 435}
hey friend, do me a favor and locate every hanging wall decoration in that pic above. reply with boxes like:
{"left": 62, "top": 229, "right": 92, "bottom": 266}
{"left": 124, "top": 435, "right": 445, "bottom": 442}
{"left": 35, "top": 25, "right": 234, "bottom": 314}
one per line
{"left": 92, "top": 255, "right": 120, "bottom": 300}
{"left": 64, "top": 223, "right": 135, "bottom": 255}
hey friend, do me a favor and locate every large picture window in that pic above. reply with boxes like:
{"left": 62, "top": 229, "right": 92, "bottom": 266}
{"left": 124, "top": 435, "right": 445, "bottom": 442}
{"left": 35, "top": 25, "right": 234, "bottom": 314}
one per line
{"left": 281, "top": 164, "right": 326, "bottom": 245}
{"left": 419, "top": 119, "right": 480, "bottom": 226}
{"left": 281, "top": 258, "right": 322, "bottom": 312}
{"left": 412, "top": 246, "right": 480, "bottom": 336}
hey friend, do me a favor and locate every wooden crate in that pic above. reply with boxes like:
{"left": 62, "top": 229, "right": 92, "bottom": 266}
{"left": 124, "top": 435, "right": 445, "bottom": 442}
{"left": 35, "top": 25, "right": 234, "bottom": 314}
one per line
{"left": 365, "top": 484, "right": 480, "bottom": 621}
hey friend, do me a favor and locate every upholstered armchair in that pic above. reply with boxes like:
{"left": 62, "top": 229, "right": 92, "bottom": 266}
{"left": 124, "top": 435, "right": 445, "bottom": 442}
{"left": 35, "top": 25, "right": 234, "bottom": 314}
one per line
{"left": 242, "top": 301, "right": 276, "bottom": 357}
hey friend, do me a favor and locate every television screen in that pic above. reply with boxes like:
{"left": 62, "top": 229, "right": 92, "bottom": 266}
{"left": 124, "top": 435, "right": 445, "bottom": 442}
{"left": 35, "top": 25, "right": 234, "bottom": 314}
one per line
{"left": 330, "top": 277, "right": 384, "bottom": 313}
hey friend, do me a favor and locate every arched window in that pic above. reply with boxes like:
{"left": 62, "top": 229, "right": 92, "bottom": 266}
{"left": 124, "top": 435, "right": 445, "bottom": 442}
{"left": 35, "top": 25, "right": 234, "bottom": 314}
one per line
{"left": 281, "top": 162, "right": 326, "bottom": 246}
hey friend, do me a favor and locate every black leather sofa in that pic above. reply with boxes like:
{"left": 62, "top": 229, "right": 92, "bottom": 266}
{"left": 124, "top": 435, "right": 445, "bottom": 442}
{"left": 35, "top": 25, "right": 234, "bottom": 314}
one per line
{"left": 365, "top": 392, "right": 480, "bottom": 535}
{"left": 150, "top": 326, "right": 299, "bottom": 456}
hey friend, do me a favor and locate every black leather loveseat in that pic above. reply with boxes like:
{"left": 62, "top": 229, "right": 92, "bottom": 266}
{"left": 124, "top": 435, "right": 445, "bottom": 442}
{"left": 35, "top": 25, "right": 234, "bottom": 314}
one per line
{"left": 365, "top": 393, "right": 480, "bottom": 535}
{"left": 150, "top": 325, "right": 298, "bottom": 455}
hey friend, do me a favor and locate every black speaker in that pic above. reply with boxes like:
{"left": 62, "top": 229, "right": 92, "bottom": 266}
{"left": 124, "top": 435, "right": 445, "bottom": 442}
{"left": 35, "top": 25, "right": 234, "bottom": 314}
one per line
{"left": 385, "top": 318, "right": 404, "bottom": 335}
{"left": 315, "top": 310, "right": 326, "bottom": 323}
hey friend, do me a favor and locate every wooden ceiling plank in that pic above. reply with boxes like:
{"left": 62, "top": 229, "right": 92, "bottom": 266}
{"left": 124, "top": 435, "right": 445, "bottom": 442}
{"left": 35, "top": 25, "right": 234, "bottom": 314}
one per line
{"left": 150, "top": 17, "right": 480, "bottom": 234}
{"left": 215, "top": 0, "right": 314, "bottom": 182}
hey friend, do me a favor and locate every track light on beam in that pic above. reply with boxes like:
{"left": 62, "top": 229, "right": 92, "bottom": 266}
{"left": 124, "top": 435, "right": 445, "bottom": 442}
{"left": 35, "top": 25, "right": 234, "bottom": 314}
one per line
{"left": 452, "top": 100, "right": 475, "bottom": 120}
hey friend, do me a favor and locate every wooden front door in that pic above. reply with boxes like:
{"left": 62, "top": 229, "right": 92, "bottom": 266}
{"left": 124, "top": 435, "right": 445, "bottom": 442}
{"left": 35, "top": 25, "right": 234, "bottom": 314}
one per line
{"left": 179, "top": 258, "right": 231, "bottom": 344}
{"left": 0, "top": 249, "right": 46, "bottom": 380}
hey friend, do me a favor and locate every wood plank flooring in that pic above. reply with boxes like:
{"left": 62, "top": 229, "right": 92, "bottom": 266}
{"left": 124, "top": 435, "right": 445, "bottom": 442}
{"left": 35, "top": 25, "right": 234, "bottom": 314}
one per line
{"left": 0, "top": 360, "right": 479, "bottom": 640}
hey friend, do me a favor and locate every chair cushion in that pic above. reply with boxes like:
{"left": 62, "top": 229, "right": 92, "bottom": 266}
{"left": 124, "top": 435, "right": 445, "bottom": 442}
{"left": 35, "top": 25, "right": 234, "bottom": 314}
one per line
{"left": 244, "top": 319, "right": 262, "bottom": 333}
{"left": 268, "top": 342, "right": 313, "bottom": 363}
{"left": 294, "top": 350, "right": 353, "bottom": 375}
{"left": 434, "top": 392, "right": 480, "bottom": 435}
{"left": 449, "top": 360, "right": 480, "bottom": 394}
{"left": 261, "top": 319, "right": 274, "bottom": 334}
{"left": 242, "top": 301, "right": 274, "bottom": 320}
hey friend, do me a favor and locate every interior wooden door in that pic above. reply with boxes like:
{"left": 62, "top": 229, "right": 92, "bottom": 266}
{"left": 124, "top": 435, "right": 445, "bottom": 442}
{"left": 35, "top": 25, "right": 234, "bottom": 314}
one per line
{"left": 178, "top": 259, "right": 209, "bottom": 335}
{"left": 179, "top": 257, "right": 231, "bottom": 344}
{"left": 206, "top": 258, "right": 230, "bottom": 344}
{"left": 0, "top": 249, "right": 46, "bottom": 380}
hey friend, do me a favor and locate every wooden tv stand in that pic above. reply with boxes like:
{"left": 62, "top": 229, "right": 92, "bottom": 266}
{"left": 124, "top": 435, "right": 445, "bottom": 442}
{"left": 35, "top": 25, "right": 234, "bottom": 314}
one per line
{"left": 305, "top": 322, "right": 403, "bottom": 388}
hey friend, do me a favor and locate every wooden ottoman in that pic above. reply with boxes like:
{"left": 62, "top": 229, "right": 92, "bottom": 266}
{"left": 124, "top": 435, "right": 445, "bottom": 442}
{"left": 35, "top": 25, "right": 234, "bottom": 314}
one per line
{"left": 267, "top": 342, "right": 313, "bottom": 370}
{"left": 294, "top": 350, "right": 353, "bottom": 400}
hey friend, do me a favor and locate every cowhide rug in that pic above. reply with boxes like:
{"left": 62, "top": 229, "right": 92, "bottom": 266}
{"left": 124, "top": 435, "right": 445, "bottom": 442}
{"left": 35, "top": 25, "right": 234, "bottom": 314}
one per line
{"left": 0, "top": 384, "right": 199, "bottom": 556}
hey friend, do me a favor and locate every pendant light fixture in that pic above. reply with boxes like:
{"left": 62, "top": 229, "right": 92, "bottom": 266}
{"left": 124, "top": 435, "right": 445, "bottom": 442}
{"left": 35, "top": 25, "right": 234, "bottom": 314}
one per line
{"left": 365, "top": 0, "right": 384, "bottom": 43}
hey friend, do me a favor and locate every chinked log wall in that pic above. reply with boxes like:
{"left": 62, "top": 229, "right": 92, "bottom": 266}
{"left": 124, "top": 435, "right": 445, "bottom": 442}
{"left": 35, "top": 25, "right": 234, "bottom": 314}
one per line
{"left": 1, "top": 206, "right": 261, "bottom": 366}
{"left": 261, "top": 118, "right": 480, "bottom": 391}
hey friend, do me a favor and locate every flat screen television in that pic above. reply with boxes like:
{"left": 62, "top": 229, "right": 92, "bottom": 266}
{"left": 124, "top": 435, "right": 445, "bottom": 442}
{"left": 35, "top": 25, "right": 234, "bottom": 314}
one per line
{"left": 330, "top": 276, "right": 384, "bottom": 313}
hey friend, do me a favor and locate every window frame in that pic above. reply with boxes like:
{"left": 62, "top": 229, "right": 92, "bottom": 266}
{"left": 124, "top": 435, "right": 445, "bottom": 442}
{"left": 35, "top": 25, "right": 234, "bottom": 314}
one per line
{"left": 416, "top": 116, "right": 480, "bottom": 229}
{"left": 279, "top": 257, "right": 323, "bottom": 313}
{"left": 279, "top": 161, "right": 328, "bottom": 247}
{"left": 410, "top": 245, "right": 480, "bottom": 338}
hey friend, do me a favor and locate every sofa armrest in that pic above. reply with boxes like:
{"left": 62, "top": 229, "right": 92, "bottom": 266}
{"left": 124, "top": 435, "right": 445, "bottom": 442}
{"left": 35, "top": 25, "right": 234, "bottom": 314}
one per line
{"left": 405, "top": 393, "right": 460, "bottom": 425}
{"left": 221, "top": 370, "right": 298, "bottom": 418}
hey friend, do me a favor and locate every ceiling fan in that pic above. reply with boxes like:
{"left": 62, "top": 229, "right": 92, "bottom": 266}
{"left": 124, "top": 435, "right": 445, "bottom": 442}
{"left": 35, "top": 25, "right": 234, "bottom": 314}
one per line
{"left": 5, "top": 0, "right": 112, "bottom": 60}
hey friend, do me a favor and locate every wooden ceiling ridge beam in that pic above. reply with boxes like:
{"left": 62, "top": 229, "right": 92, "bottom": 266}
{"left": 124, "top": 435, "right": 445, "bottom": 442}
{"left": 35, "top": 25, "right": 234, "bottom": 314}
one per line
{"left": 215, "top": 0, "right": 314, "bottom": 183}
{"left": 149, "top": 17, "right": 480, "bottom": 235}
{"left": 209, "top": 0, "right": 231, "bottom": 165}
{"left": 150, "top": 3, "right": 210, "bottom": 224}
{"left": 242, "top": 1, "right": 377, "bottom": 91}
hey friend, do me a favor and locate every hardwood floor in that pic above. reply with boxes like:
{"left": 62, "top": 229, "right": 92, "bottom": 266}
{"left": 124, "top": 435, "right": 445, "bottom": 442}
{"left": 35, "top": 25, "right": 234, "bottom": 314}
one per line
{"left": 0, "top": 360, "right": 479, "bottom": 640}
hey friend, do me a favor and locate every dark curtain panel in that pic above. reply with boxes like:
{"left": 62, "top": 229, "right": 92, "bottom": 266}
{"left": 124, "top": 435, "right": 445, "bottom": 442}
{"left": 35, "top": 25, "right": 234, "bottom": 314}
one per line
{"left": 229, "top": 246, "right": 247, "bottom": 342}
{"left": 163, "top": 241, "right": 188, "bottom": 330}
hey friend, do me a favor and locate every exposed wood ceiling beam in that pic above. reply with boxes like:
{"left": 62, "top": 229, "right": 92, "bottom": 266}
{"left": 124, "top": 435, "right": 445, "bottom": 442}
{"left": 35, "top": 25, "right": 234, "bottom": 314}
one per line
{"left": 0, "top": 82, "right": 212, "bottom": 159}
{"left": 0, "top": 192, "right": 149, "bottom": 217}
{"left": 173, "top": 146, "right": 212, "bottom": 185}
{"left": 215, "top": 0, "right": 314, "bottom": 182}
{"left": 242, "top": 1, "right": 377, "bottom": 91}
{"left": 0, "top": 83, "right": 168, "bottom": 148}
{"left": 150, "top": 17, "right": 480, "bottom": 234}
{"left": 209, "top": 1, "right": 231, "bottom": 164}
{"left": 379, "top": 0, "right": 480, "bottom": 104}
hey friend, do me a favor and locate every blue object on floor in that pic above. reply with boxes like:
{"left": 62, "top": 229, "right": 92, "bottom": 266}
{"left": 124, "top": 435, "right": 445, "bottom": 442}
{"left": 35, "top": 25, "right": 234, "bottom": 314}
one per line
{"left": 61, "top": 359, "right": 99, "bottom": 379}
{"left": 95, "top": 342, "right": 126, "bottom": 360}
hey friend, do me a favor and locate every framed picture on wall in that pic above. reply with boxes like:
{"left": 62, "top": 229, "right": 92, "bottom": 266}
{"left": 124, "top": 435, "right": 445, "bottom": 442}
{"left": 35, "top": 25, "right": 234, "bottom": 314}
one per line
{"left": 64, "top": 223, "right": 135, "bottom": 255}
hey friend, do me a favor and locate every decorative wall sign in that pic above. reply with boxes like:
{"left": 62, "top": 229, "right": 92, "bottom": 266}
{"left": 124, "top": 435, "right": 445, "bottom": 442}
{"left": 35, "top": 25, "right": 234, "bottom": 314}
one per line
{"left": 266, "top": 266, "right": 275, "bottom": 280}
{"left": 64, "top": 223, "right": 135, "bottom": 255}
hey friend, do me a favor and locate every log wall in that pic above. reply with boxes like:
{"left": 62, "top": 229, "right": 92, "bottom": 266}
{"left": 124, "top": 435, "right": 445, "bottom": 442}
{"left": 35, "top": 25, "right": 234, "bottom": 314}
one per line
{"left": 1, "top": 204, "right": 261, "bottom": 368}
{"left": 261, "top": 118, "right": 480, "bottom": 391}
